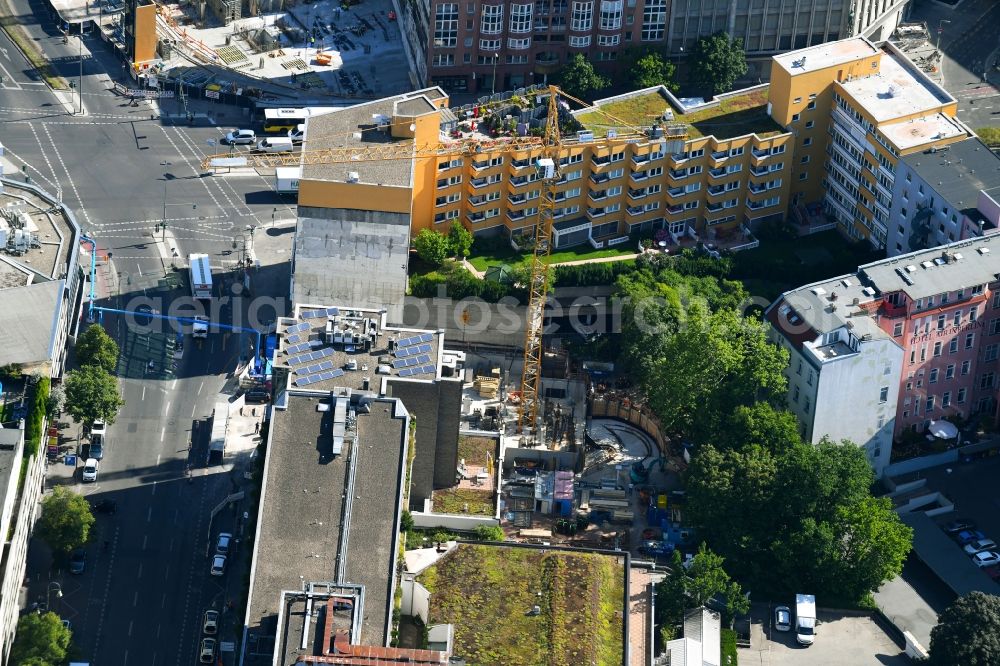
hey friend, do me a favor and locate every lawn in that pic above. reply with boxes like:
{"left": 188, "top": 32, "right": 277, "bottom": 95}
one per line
{"left": 458, "top": 434, "right": 498, "bottom": 467}
{"left": 976, "top": 127, "right": 1000, "bottom": 147}
{"left": 576, "top": 87, "right": 783, "bottom": 140}
{"left": 467, "top": 244, "right": 637, "bottom": 272}
{"left": 431, "top": 487, "right": 495, "bottom": 515}
{"left": 418, "top": 544, "right": 625, "bottom": 666}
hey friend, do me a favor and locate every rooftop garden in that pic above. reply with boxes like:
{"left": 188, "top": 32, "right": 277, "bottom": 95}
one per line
{"left": 431, "top": 487, "right": 495, "bottom": 515}
{"left": 576, "top": 87, "right": 784, "bottom": 140}
{"left": 418, "top": 544, "right": 625, "bottom": 666}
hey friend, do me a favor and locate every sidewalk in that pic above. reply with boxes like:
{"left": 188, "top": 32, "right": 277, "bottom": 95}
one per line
{"left": 460, "top": 251, "right": 641, "bottom": 279}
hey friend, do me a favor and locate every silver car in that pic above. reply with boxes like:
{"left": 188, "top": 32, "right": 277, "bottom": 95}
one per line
{"left": 210, "top": 554, "right": 226, "bottom": 576}
{"left": 224, "top": 129, "right": 256, "bottom": 145}
{"left": 774, "top": 605, "right": 791, "bottom": 632}
{"left": 964, "top": 539, "right": 997, "bottom": 555}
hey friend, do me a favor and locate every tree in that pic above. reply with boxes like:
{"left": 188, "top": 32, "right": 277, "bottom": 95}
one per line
{"left": 448, "top": 221, "right": 474, "bottom": 259}
{"left": 400, "top": 510, "right": 414, "bottom": 532}
{"left": 690, "top": 32, "right": 749, "bottom": 95}
{"left": 558, "top": 54, "right": 609, "bottom": 100}
{"left": 413, "top": 229, "right": 451, "bottom": 266}
{"left": 74, "top": 324, "right": 119, "bottom": 373}
{"left": 929, "top": 592, "right": 1000, "bottom": 665}
{"left": 713, "top": 402, "right": 802, "bottom": 454}
{"left": 39, "top": 487, "right": 94, "bottom": 554}
{"left": 64, "top": 365, "right": 123, "bottom": 426}
{"left": 10, "top": 612, "right": 71, "bottom": 665}
{"left": 473, "top": 525, "right": 505, "bottom": 541}
{"left": 655, "top": 544, "right": 749, "bottom": 631}
{"left": 627, "top": 50, "right": 679, "bottom": 92}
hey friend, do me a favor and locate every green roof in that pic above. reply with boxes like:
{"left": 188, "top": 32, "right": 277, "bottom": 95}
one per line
{"left": 577, "top": 87, "right": 784, "bottom": 141}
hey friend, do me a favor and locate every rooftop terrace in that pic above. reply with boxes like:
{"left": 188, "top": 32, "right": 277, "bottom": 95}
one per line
{"left": 576, "top": 87, "right": 783, "bottom": 141}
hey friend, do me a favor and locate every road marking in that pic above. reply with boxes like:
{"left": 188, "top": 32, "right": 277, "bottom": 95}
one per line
{"left": 123, "top": 650, "right": 128, "bottom": 665}
{"left": 137, "top": 263, "right": 142, "bottom": 277}
{"left": 171, "top": 379, "right": 177, "bottom": 389}
{"left": 160, "top": 427, "right": 165, "bottom": 442}
{"left": 40, "top": 123, "right": 91, "bottom": 224}
{"left": 147, "top": 507, "right": 153, "bottom": 522}
{"left": 166, "top": 401, "right": 171, "bottom": 413}
{"left": 128, "top": 620, "right": 133, "bottom": 636}
{"left": 142, "top": 386, "right": 146, "bottom": 400}
{"left": 137, "top": 563, "right": 143, "bottom": 579}
{"left": 191, "top": 404, "right": 197, "bottom": 418}
{"left": 133, "top": 590, "right": 139, "bottom": 607}
{"left": 156, "top": 454, "right": 161, "bottom": 466}
{"left": 198, "top": 381, "right": 204, "bottom": 395}
{"left": 169, "top": 537, "right": 174, "bottom": 552}
{"left": 143, "top": 534, "right": 148, "bottom": 550}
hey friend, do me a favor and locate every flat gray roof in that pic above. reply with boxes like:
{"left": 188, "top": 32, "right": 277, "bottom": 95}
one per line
{"left": 244, "top": 393, "right": 408, "bottom": 663}
{"left": 0, "top": 428, "right": 22, "bottom": 509}
{"left": 901, "top": 512, "right": 999, "bottom": 598}
{"left": 860, "top": 235, "right": 1000, "bottom": 301}
{"left": 0, "top": 280, "right": 63, "bottom": 368}
{"left": 772, "top": 36, "right": 879, "bottom": 75}
{"left": 772, "top": 273, "right": 889, "bottom": 341}
{"left": 291, "top": 214, "right": 410, "bottom": 322}
{"left": 840, "top": 49, "right": 954, "bottom": 124}
{"left": 903, "top": 138, "right": 1000, "bottom": 215}
{"left": 274, "top": 305, "right": 441, "bottom": 394}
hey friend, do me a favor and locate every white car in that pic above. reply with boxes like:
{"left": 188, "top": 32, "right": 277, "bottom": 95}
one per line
{"left": 964, "top": 539, "right": 997, "bottom": 555}
{"left": 82, "top": 458, "right": 99, "bottom": 482}
{"left": 224, "top": 129, "right": 256, "bottom": 145}
{"left": 972, "top": 551, "right": 1000, "bottom": 568}
{"left": 90, "top": 419, "right": 107, "bottom": 444}
{"left": 774, "top": 605, "right": 791, "bottom": 632}
{"left": 199, "top": 637, "right": 217, "bottom": 663}
{"left": 203, "top": 609, "right": 219, "bottom": 634}
{"left": 288, "top": 124, "right": 305, "bottom": 144}
{"left": 210, "top": 554, "right": 226, "bottom": 576}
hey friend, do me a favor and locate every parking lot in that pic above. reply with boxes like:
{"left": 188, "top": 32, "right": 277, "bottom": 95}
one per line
{"left": 739, "top": 607, "right": 908, "bottom": 666}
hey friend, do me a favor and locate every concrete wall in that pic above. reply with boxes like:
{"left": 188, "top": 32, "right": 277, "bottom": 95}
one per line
{"left": 399, "top": 576, "right": 431, "bottom": 623}
{"left": 885, "top": 448, "right": 959, "bottom": 477}
{"left": 589, "top": 396, "right": 670, "bottom": 458}
{"left": 411, "top": 511, "right": 499, "bottom": 531}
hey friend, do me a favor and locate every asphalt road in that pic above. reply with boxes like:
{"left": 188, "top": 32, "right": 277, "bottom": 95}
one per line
{"left": 2, "top": 9, "right": 286, "bottom": 664}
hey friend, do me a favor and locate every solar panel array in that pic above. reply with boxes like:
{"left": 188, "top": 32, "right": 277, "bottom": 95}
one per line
{"left": 294, "top": 368, "right": 346, "bottom": 386}
{"left": 392, "top": 354, "right": 431, "bottom": 369}
{"left": 288, "top": 347, "right": 335, "bottom": 366}
{"left": 302, "top": 307, "right": 340, "bottom": 319}
{"left": 287, "top": 342, "right": 311, "bottom": 354}
{"left": 286, "top": 334, "right": 303, "bottom": 344}
{"left": 395, "top": 343, "right": 432, "bottom": 358}
{"left": 397, "top": 332, "right": 434, "bottom": 347}
{"left": 295, "top": 360, "right": 335, "bottom": 375}
{"left": 287, "top": 322, "right": 311, "bottom": 333}
{"left": 398, "top": 365, "right": 436, "bottom": 377}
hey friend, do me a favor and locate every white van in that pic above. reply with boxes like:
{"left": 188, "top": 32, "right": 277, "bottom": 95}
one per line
{"left": 288, "top": 124, "right": 306, "bottom": 144}
{"left": 256, "top": 137, "right": 294, "bottom": 153}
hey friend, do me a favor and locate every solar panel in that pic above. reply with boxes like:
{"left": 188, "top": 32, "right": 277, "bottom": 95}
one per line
{"left": 286, "top": 343, "right": 307, "bottom": 354}
{"left": 328, "top": 368, "right": 345, "bottom": 379}
{"left": 414, "top": 354, "right": 431, "bottom": 364}
{"left": 392, "top": 359, "right": 406, "bottom": 369}
{"left": 302, "top": 309, "right": 327, "bottom": 319}
{"left": 288, "top": 354, "right": 309, "bottom": 366}
{"left": 394, "top": 347, "right": 410, "bottom": 358}
{"left": 309, "top": 339, "right": 324, "bottom": 348}
{"left": 420, "top": 364, "right": 437, "bottom": 374}
{"left": 397, "top": 336, "right": 413, "bottom": 348}
{"left": 318, "top": 360, "right": 334, "bottom": 371}
{"left": 315, "top": 348, "right": 334, "bottom": 359}
{"left": 286, "top": 334, "right": 302, "bottom": 344}
{"left": 419, "top": 343, "right": 432, "bottom": 353}
{"left": 287, "top": 322, "right": 311, "bottom": 333}
{"left": 398, "top": 368, "right": 414, "bottom": 377}
{"left": 326, "top": 307, "right": 339, "bottom": 316}
{"left": 319, "top": 371, "right": 335, "bottom": 380}
{"left": 307, "top": 363, "right": 323, "bottom": 373}
{"left": 294, "top": 376, "right": 314, "bottom": 386}
{"left": 419, "top": 333, "right": 434, "bottom": 343}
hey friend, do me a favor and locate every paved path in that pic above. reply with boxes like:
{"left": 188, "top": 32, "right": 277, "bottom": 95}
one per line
{"left": 462, "top": 251, "right": 643, "bottom": 279}
{"left": 628, "top": 568, "right": 663, "bottom": 666}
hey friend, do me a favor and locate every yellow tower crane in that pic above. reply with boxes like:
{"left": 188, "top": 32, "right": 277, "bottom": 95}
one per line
{"left": 200, "top": 85, "right": 683, "bottom": 441}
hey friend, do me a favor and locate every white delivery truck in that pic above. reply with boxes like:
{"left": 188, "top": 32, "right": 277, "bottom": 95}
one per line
{"left": 275, "top": 166, "right": 301, "bottom": 194}
{"left": 256, "top": 136, "right": 294, "bottom": 153}
{"left": 795, "top": 594, "right": 817, "bottom": 646}
{"left": 192, "top": 316, "right": 209, "bottom": 339}
{"left": 189, "top": 254, "right": 213, "bottom": 299}
{"left": 209, "top": 400, "right": 229, "bottom": 465}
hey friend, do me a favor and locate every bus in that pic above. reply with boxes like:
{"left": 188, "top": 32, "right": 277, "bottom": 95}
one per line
{"left": 261, "top": 107, "right": 343, "bottom": 134}
{"left": 189, "top": 253, "right": 213, "bottom": 299}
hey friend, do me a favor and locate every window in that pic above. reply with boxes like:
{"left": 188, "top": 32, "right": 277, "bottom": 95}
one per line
{"left": 597, "top": 34, "right": 620, "bottom": 45}
{"left": 803, "top": 397, "right": 811, "bottom": 413}
{"left": 792, "top": 386, "right": 799, "bottom": 403}
{"left": 879, "top": 386, "right": 889, "bottom": 403}
{"left": 954, "top": 311, "right": 962, "bottom": 327}
{"left": 510, "top": 3, "right": 532, "bottom": 32}
{"left": 437, "top": 175, "right": 462, "bottom": 187}
{"left": 970, "top": 306, "right": 979, "bottom": 322}
{"left": 432, "top": 53, "right": 455, "bottom": 66}
{"left": 807, "top": 101, "right": 816, "bottom": 110}
{"left": 946, "top": 364, "right": 955, "bottom": 379}
{"left": 958, "top": 387, "right": 967, "bottom": 403}
{"left": 799, "top": 172, "right": 808, "bottom": 181}
{"left": 962, "top": 360, "right": 971, "bottom": 375}
{"left": 937, "top": 314, "right": 946, "bottom": 330}
{"left": 800, "top": 155, "right": 810, "bottom": 164}
{"left": 508, "top": 37, "right": 531, "bottom": 49}
{"left": 950, "top": 338, "right": 959, "bottom": 353}
{"left": 933, "top": 341, "right": 942, "bottom": 356}
{"left": 791, "top": 113, "right": 800, "bottom": 122}
{"left": 987, "top": 343, "right": 999, "bottom": 362}
{"left": 943, "top": 392, "right": 952, "bottom": 408}
{"left": 807, "top": 370, "right": 814, "bottom": 386}
{"left": 434, "top": 209, "right": 460, "bottom": 223}
{"left": 966, "top": 333, "right": 975, "bottom": 349}
{"left": 641, "top": 0, "right": 666, "bottom": 40}
{"left": 796, "top": 359, "right": 802, "bottom": 375}
{"left": 793, "top": 97, "right": 802, "bottom": 104}
{"left": 803, "top": 137, "right": 812, "bottom": 146}
{"left": 993, "top": 291, "right": 1000, "bottom": 309}
{"left": 893, "top": 322, "right": 903, "bottom": 337}
{"left": 929, "top": 368, "right": 938, "bottom": 383}
{"left": 981, "top": 372, "right": 995, "bottom": 390}
{"left": 992, "top": 318, "right": 1000, "bottom": 335}
{"left": 926, "top": 396, "right": 935, "bottom": 413}
{"left": 481, "top": 4, "right": 504, "bottom": 34}
{"left": 435, "top": 192, "right": 461, "bottom": 206}
{"left": 570, "top": 1, "right": 593, "bottom": 30}
{"left": 479, "top": 38, "right": 501, "bottom": 50}
{"left": 433, "top": 3, "right": 459, "bottom": 47}
{"left": 599, "top": 0, "right": 622, "bottom": 29}
{"left": 569, "top": 35, "right": 590, "bottom": 46}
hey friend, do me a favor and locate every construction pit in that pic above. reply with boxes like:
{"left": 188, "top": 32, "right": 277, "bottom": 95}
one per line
{"left": 152, "top": 0, "right": 413, "bottom": 98}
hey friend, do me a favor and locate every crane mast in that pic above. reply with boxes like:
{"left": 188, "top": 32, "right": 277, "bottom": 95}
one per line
{"left": 516, "top": 86, "right": 561, "bottom": 438}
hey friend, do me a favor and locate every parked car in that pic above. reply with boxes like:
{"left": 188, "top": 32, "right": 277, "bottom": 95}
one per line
{"left": 199, "top": 637, "right": 217, "bottom": 663}
{"left": 69, "top": 549, "right": 86, "bottom": 575}
{"left": 90, "top": 419, "right": 106, "bottom": 443}
{"left": 244, "top": 388, "right": 270, "bottom": 404}
{"left": 223, "top": 129, "right": 256, "bottom": 145}
{"left": 944, "top": 519, "right": 977, "bottom": 534}
{"left": 956, "top": 530, "right": 987, "bottom": 545}
{"left": 972, "top": 551, "right": 1000, "bottom": 568}
{"left": 216, "top": 532, "right": 232, "bottom": 556}
{"left": 774, "top": 605, "right": 792, "bottom": 632}
{"left": 964, "top": 539, "right": 997, "bottom": 555}
{"left": 288, "top": 125, "right": 305, "bottom": 144}
{"left": 88, "top": 438, "right": 104, "bottom": 461}
{"left": 82, "top": 458, "right": 99, "bottom": 482}
{"left": 203, "top": 609, "right": 219, "bottom": 634}
{"left": 210, "top": 554, "right": 226, "bottom": 576}
{"left": 93, "top": 499, "right": 117, "bottom": 515}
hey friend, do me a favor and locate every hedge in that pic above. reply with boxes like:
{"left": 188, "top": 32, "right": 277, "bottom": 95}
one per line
{"left": 24, "top": 377, "right": 49, "bottom": 458}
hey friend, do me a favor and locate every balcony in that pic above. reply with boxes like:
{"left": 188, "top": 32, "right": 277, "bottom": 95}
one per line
{"left": 587, "top": 207, "right": 608, "bottom": 218}
{"left": 748, "top": 182, "right": 767, "bottom": 194}
{"left": 706, "top": 201, "right": 723, "bottom": 212}
{"left": 710, "top": 150, "right": 728, "bottom": 161}
{"left": 510, "top": 175, "right": 533, "bottom": 187}
{"left": 751, "top": 148, "right": 770, "bottom": 159}
{"left": 747, "top": 198, "right": 778, "bottom": 211}
{"left": 590, "top": 172, "right": 612, "bottom": 185}
{"left": 667, "top": 186, "right": 685, "bottom": 198}
{"left": 508, "top": 209, "right": 528, "bottom": 222}
{"left": 591, "top": 155, "right": 620, "bottom": 169}
{"left": 706, "top": 185, "right": 726, "bottom": 196}
{"left": 629, "top": 171, "right": 651, "bottom": 183}
{"left": 468, "top": 195, "right": 497, "bottom": 207}
{"left": 511, "top": 158, "right": 532, "bottom": 170}
{"left": 467, "top": 211, "right": 487, "bottom": 223}
{"left": 509, "top": 193, "right": 528, "bottom": 204}
{"left": 469, "top": 177, "right": 493, "bottom": 189}
{"left": 628, "top": 188, "right": 649, "bottom": 200}
{"left": 671, "top": 152, "right": 689, "bottom": 163}
{"left": 708, "top": 167, "right": 726, "bottom": 179}
{"left": 669, "top": 168, "right": 689, "bottom": 180}
{"left": 626, "top": 205, "right": 644, "bottom": 216}
{"left": 589, "top": 189, "right": 610, "bottom": 202}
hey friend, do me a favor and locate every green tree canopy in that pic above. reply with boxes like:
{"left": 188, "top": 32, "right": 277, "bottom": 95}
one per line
{"left": 10, "top": 612, "right": 71, "bottom": 665}
{"left": 686, "top": 438, "right": 912, "bottom": 602}
{"left": 655, "top": 544, "right": 749, "bottom": 632}
{"left": 413, "top": 229, "right": 451, "bottom": 266}
{"left": 626, "top": 49, "right": 679, "bottom": 92}
{"left": 558, "top": 54, "right": 609, "bottom": 100}
{"left": 473, "top": 525, "right": 505, "bottom": 541}
{"left": 690, "top": 31, "right": 749, "bottom": 95}
{"left": 929, "top": 591, "right": 1000, "bottom": 665}
{"left": 74, "top": 324, "right": 119, "bottom": 373}
{"left": 448, "top": 221, "right": 474, "bottom": 259}
{"left": 64, "top": 365, "right": 123, "bottom": 426}
{"left": 38, "top": 486, "right": 95, "bottom": 554}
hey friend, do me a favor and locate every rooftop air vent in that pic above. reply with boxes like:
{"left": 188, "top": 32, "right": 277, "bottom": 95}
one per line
{"left": 841, "top": 278, "right": 853, "bottom": 288}
{"left": 905, "top": 265, "right": 917, "bottom": 273}
{"left": 347, "top": 171, "right": 360, "bottom": 182}
{"left": 862, "top": 287, "right": 877, "bottom": 297}
{"left": 980, "top": 247, "right": 991, "bottom": 255}
{"left": 811, "top": 287, "right": 826, "bottom": 296}
{"left": 921, "top": 260, "right": 934, "bottom": 268}
{"left": 954, "top": 253, "right": 964, "bottom": 260}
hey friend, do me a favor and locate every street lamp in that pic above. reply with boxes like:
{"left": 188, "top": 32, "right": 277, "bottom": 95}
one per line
{"left": 271, "top": 207, "right": 277, "bottom": 228}
{"left": 159, "top": 182, "right": 196, "bottom": 240}
{"left": 491, "top": 52, "right": 499, "bottom": 96}
{"left": 936, "top": 19, "right": 951, "bottom": 54}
